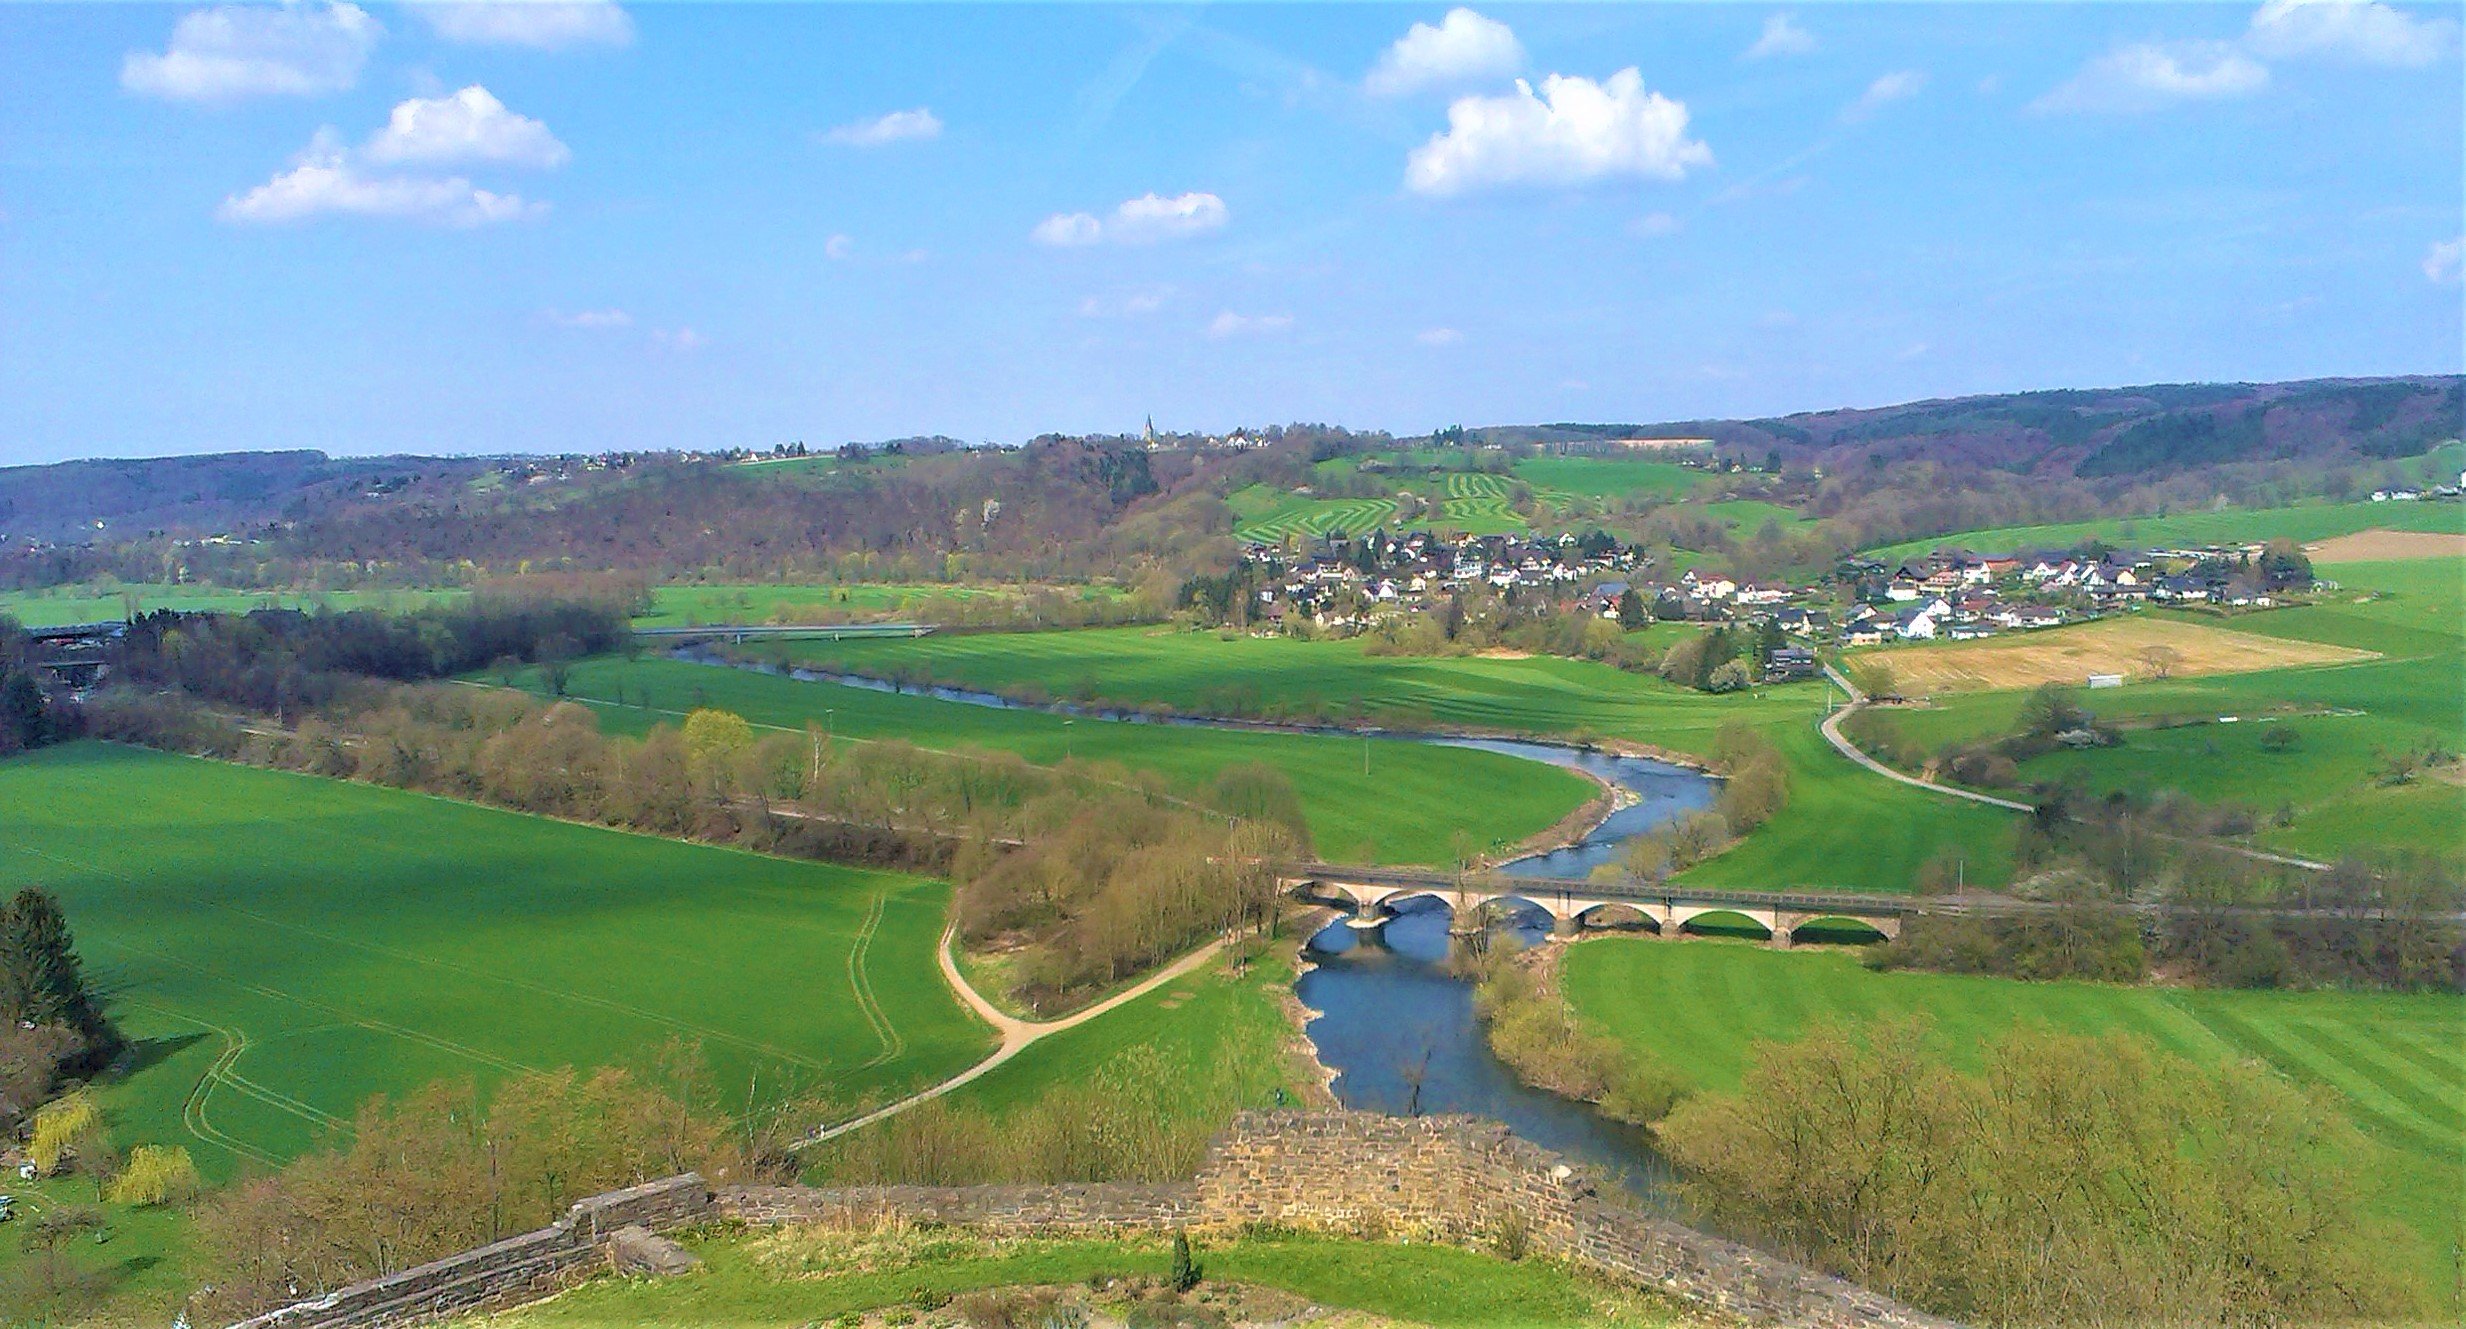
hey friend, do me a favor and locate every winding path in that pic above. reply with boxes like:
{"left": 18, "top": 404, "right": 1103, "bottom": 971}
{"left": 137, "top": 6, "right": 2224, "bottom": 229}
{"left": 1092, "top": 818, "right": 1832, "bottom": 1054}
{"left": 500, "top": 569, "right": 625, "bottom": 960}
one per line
{"left": 794, "top": 927, "right": 1230, "bottom": 1148}
{"left": 1818, "top": 664, "right": 2034, "bottom": 812}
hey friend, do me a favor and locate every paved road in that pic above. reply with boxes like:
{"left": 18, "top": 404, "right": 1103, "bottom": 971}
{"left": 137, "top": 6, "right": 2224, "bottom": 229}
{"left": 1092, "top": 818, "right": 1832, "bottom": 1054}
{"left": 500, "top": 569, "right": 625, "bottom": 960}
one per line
{"left": 1818, "top": 663, "right": 2034, "bottom": 812}
{"left": 794, "top": 926, "right": 1229, "bottom": 1148}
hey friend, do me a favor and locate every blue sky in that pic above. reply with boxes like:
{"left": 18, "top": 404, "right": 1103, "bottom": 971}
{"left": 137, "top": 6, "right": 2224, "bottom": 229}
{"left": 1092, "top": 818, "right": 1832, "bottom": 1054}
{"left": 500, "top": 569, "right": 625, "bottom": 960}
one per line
{"left": 1, "top": 2, "right": 2459, "bottom": 464}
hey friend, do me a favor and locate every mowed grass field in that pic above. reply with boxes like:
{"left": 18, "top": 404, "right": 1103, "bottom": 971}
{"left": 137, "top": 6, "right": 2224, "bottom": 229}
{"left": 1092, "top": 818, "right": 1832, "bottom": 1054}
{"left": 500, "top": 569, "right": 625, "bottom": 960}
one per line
{"left": 0, "top": 743, "right": 990, "bottom": 1175}
{"left": 772, "top": 629, "right": 2021, "bottom": 892}
{"left": 635, "top": 582, "right": 1117, "bottom": 628}
{"left": 1510, "top": 456, "right": 1707, "bottom": 501}
{"left": 461, "top": 1230, "right": 1700, "bottom": 1329}
{"left": 1879, "top": 559, "right": 2463, "bottom": 867}
{"left": 1864, "top": 615, "right": 2373, "bottom": 694}
{"left": 1561, "top": 940, "right": 2466, "bottom": 1308}
{"left": 0, "top": 583, "right": 465, "bottom": 628}
{"left": 523, "top": 655, "right": 1594, "bottom": 868}
{"left": 1862, "top": 497, "right": 2466, "bottom": 562}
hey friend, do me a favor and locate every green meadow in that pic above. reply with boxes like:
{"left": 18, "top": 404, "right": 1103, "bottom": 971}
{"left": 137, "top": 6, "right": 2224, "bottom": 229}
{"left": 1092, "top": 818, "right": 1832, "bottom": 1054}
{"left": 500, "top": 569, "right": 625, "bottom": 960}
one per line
{"left": 1862, "top": 498, "right": 2466, "bottom": 562}
{"left": 462, "top": 1231, "right": 1698, "bottom": 1329}
{"left": 1510, "top": 456, "right": 1708, "bottom": 502}
{"left": 1874, "top": 559, "right": 2464, "bottom": 869}
{"left": 522, "top": 655, "right": 1595, "bottom": 868}
{"left": 771, "top": 628, "right": 2019, "bottom": 891}
{"left": 0, "top": 742, "right": 988, "bottom": 1175}
{"left": 635, "top": 581, "right": 1118, "bottom": 628}
{"left": 0, "top": 583, "right": 466, "bottom": 628}
{"left": 1561, "top": 940, "right": 2466, "bottom": 1308}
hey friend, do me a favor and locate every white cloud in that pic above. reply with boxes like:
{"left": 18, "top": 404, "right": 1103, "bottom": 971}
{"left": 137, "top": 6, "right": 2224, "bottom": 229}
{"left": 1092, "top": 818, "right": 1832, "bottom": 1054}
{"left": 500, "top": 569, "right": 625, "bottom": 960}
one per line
{"left": 2247, "top": 0, "right": 2457, "bottom": 68}
{"left": 651, "top": 326, "right": 703, "bottom": 351}
{"left": 1405, "top": 69, "right": 1712, "bottom": 198}
{"left": 122, "top": 2, "right": 380, "bottom": 103}
{"left": 1033, "top": 192, "right": 1229, "bottom": 246}
{"left": 825, "top": 233, "right": 854, "bottom": 260}
{"left": 2033, "top": 40, "right": 2269, "bottom": 113}
{"left": 1844, "top": 69, "right": 1927, "bottom": 120}
{"left": 545, "top": 308, "right": 631, "bottom": 329}
{"left": 220, "top": 129, "right": 545, "bottom": 226}
{"left": 1630, "top": 211, "right": 1681, "bottom": 239}
{"left": 1744, "top": 14, "right": 1816, "bottom": 60}
{"left": 412, "top": 1, "right": 633, "bottom": 50}
{"left": 1366, "top": 8, "right": 1525, "bottom": 97}
{"left": 2427, "top": 237, "right": 2465, "bottom": 284}
{"left": 824, "top": 107, "right": 944, "bottom": 147}
{"left": 1032, "top": 212, "right": 1103, "bottom": 247}
{"left": 365, "top": 86, "right": 569, "bottom": 168}
{"left": 1208, "top": 311, "right": 1293, "bottom": 338}
{"left": 1416, "top": 327, "right": 1463, "bottom": 346}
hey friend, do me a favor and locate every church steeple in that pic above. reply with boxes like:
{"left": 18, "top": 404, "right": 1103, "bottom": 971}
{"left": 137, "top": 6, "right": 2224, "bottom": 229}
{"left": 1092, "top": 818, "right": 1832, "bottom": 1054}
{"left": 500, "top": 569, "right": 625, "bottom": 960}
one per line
{"left": 1143, "top": 414, "right": 1157, "bottom": 444}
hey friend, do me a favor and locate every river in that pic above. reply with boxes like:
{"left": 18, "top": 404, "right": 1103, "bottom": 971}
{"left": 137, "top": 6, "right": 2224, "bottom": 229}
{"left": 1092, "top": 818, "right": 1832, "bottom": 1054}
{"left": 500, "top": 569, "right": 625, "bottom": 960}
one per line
{"left": 674, "top": 648, "right": 1716, "bottom": 1205}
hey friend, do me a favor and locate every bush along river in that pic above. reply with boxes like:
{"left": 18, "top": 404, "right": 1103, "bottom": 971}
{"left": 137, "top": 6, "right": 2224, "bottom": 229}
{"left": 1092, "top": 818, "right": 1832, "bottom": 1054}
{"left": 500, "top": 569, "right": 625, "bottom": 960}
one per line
{"left": 677, "top": 648, "right": 1716, "bottom": 1210}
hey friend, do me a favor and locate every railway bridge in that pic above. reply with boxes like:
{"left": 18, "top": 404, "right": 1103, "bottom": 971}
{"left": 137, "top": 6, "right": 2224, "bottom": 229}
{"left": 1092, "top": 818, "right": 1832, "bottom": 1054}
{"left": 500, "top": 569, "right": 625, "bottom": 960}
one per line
{"left": 634, "top": 622, "right": 935, "bottom": 644}
{"left": 1286, "top": 863, "right": 1909, "bottom": 947}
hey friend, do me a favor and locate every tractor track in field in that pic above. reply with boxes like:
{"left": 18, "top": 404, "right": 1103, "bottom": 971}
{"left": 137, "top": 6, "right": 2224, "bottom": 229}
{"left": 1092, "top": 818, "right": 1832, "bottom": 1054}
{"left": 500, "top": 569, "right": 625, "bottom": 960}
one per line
{"left": 846, "top": 889, "right": 904, "bottom": 1069}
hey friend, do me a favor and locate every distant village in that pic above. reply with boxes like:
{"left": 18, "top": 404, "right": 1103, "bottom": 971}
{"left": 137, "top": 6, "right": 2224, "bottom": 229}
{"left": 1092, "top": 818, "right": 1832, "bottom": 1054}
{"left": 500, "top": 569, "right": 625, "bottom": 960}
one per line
{"left": 1236, "top": 527, "right": 2328, "bottom": 665}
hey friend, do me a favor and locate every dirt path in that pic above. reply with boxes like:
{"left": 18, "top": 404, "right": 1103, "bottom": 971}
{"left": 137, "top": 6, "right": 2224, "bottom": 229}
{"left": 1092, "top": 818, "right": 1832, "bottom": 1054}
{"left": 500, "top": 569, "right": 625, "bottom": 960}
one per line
{"left": 794, "top": 927, "right": 1229, "bottom": 1147}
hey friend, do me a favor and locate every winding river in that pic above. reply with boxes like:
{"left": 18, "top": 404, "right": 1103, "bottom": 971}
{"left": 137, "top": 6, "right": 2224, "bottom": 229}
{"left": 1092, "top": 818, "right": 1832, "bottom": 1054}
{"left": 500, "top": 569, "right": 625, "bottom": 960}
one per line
{"left": 677, "top": 648, "right": 1716, "bottom": 1204}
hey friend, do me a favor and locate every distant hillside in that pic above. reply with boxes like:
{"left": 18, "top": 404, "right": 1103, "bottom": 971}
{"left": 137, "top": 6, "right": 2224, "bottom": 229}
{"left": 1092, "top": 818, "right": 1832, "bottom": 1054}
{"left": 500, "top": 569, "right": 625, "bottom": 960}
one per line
{"left": 1494, "top": 376, "right": 2463, "bottom": 479}
{"left": 0, "top": 451, "right": 495, "bottom": 546}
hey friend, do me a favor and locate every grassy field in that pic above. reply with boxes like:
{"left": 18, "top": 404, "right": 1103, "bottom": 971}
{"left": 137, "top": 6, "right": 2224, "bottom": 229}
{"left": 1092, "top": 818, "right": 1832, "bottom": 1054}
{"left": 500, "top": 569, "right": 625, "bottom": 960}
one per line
{"left": 1865, "top": 615, "right": 2373, "bottom": 694}
{"left": 635, "top": 582, "right": 1117, "bottom": 628}
{"left": 0, "top": 583, "right": 465, "bottom": 627}
{"left": 0, "top": 742, "right": 988, "bottom": 1174}
{"left": 1873, "top": 559, "right": 2463, "bottom": 867}
{"left": 521, "top": 655, "right": 1594, "bottom": 868}
{"left": 1511, "top": 456, "right": 1707, "bottom": 502}
{"left": 1862, "top": 498, "right": 2466, "bottom": 562}
{"left": 769, "top": 628, "right": 2019, "bottom": 892}
{"left": 1560, "top": 940, "right": 2466, "bottom": 1308}
{"left": 1227, "top": 485, "right": 1401, "bottom": 543}
{"left": 461, "top": 1231, "right": 1699, "bottom": 1328}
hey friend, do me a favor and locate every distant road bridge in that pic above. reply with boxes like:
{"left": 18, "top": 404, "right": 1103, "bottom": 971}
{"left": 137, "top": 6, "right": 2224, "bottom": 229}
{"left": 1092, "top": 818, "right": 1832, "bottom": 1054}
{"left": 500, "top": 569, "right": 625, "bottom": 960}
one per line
{"left": 1285, "top": 862, "right": 2466, "bottom": 947}
{"left": 22, "top": 621, "right": 122, "bottom": 689}
{"left": 633, "top": 622, "right": 935, "bottom": 644}
{"left": 1287, "top": 864, "right": 1910, "bottom": 946}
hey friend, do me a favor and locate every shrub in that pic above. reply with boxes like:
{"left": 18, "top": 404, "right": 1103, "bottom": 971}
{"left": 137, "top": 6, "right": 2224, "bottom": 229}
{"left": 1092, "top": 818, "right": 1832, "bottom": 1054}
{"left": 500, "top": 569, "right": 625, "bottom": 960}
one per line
{"left": 105, "top": 1145, "right": 201, "bottom": 1206}
{"left": 28, "top": 1089, "right": 105, "bottom": 1176}
{"left": 2257, "top": 722, "right": 2300, "bottom": 753}
{"left": 1169, "top": 1230, "right": 1203, "bottom": 1293}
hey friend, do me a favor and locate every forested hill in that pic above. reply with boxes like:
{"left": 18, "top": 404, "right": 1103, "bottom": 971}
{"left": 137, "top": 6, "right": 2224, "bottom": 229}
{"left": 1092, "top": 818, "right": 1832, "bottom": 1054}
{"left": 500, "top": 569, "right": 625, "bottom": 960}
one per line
{"left": 0, "top": 450, "right": 504, "bottom": 546}
{"left": 1501, "top": 376, "right": 2463, "bottom": 479}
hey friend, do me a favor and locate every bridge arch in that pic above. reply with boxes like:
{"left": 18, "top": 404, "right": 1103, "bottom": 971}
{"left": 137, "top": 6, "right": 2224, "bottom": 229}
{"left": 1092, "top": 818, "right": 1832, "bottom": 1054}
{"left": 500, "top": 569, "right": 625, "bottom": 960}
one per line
{"left": 1783, "top": 914, "right": 1895, "bottom": 945}
{"left": 1673, "top": 907, "right": 1776, "bottom": 941}
{"left": 1571, "top": 901, "right": 1659, "bottom": 933}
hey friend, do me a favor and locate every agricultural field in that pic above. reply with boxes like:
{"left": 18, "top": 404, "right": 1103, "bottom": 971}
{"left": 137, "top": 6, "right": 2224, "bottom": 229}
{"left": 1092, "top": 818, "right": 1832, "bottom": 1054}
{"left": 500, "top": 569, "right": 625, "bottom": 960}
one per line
{"left": 772, "top": 628, "right": 2021, "bottom": 892}
{"left": 1560, "top": 940, "right": 2466, "bottom": 1308}
{"left": 1437, "top": 470, "right": 1529, "bottom": 534}
{"left": 517, "top": 655, "right": 1595, "bottom": 868}
{"left": 1510, "top": 456, "right": 1707, "bottom": 502}
{"left": 1696, "top": 499, "right": 1813, "bottom": 539}
{"left": 459, "top": 1230, "right": 1702, "bottom": 1329}
{"left": 1863, "top": 615, "right": 2374, "bottom": 695}
{"left": 2306, "top": 528, "right": 2466, "bottom": 562}
{"left": 0, "top": 583, "right": 465, "bottom": 628}
{"left": 0, "top": 742, "right": 988, "bottom": 1174}
{"left": 1228, "top": 485, "right": 1401, "bottom": 543}
{"left": 1870, "top": 559, "right": 2463, "bottom": 868}
{"left": 1862, "top": 498, "right": 2466, "bottom": 562}
{"left": 636, "top": 582, "right": 1116, "bottom": 628}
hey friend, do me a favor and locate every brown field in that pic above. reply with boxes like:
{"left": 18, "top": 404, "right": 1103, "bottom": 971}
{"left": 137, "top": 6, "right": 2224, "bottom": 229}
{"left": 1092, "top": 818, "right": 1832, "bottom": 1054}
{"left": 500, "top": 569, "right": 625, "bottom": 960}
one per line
{"left": 1868, "top": 617, "right": 2375, "bottom": 695}
{"left": 2305, "top": 528, "right": 2466, "bottom": 562}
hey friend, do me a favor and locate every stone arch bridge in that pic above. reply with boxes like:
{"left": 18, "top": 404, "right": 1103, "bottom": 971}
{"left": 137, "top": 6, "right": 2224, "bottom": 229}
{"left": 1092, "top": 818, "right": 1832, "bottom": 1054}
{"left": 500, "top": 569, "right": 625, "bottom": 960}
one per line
{"left": 1288, "top": 865, "right": 1906, "bottom": 948}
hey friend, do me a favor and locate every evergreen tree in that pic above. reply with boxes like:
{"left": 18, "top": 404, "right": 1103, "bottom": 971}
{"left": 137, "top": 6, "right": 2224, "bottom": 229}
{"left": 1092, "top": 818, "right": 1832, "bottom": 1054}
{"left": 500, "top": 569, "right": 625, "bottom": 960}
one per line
{"left": 1616, "top": 588, "right": 1648, "bottom": 630}
{"left": 0, "top": 888, "right": 116, "bottom": 1048}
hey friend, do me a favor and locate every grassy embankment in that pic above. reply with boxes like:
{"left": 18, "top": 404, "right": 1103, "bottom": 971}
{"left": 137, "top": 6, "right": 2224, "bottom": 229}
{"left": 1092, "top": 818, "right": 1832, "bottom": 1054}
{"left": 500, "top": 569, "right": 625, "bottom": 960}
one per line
{"left": 0, "top": 582, "right": 1111, "bottom": 631}
{"left": 767, "top": 628, "right": 2019, "bottom": 892}
{"left": 522, "top": 655, "right": 1594, "bottom": 869}
{"left": 0, "top": 584, "right": 467, "bottom": 627}
{"left": 1861, "top": 558, "right": 2465, "bottom": 869}
{"left": 1559, "top": 939, "right": 2466, "bottom": 1311}
{"left": 460, "top": 1229, "right": 1700, "bottom": 1328}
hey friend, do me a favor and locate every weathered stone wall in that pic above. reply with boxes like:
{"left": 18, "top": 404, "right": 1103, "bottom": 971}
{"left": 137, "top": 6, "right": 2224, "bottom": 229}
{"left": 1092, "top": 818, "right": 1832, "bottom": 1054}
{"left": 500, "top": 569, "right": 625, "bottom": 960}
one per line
{"left": 229, "top": 1112, "right": 1964, "bottom": 1329}
{"left": 719, "top": 1180, "right": 1196, "bottom": 1232}
{"left": 226, "top": 1174, "right": 716, "bottom": 1329}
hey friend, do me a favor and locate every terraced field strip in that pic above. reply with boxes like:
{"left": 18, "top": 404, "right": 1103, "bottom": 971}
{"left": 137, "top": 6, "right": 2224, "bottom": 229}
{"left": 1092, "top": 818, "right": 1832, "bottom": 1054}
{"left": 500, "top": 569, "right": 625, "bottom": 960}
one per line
{"left": 0, "top": 742, "right": 987, "bottom": 1171}
{"left": 1234, "top": 496, "right": 1402, "bottom": 543}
